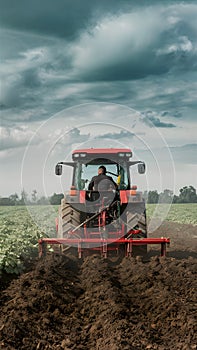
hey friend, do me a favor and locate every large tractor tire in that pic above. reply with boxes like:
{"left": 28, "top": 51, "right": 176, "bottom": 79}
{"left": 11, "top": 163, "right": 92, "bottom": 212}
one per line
{"left": 58, "top": 198, "right": 85, "bottom": 238}
{"left": 126, "top": 210, "right": 147, "bottom": 257}
{"left": 57, "top": 198, "right": 86, "bottom": 257}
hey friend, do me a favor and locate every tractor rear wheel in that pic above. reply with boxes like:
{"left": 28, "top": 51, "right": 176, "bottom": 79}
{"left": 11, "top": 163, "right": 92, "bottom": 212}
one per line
{"left": 58, "top": 198, "right": 86, "bottom": 238}
{"left": 57, "top": 198, "right": 86, "bottom": 256}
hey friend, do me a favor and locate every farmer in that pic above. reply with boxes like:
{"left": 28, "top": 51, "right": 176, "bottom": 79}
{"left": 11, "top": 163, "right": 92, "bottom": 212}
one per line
{"left": 88, "top": 165, "right": 117, "bottom": 191}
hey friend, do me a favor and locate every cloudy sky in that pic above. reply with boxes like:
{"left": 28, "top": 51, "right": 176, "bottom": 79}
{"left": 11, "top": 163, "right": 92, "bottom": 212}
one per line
{"left": 0, "top": 0, "right": 197, "bottom": 197}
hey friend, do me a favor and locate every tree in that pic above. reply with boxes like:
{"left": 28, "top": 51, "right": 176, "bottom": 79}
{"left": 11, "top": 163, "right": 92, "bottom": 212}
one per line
{"left": 143, "top": 190, "right": 148, "bottom": 202}
{"left": 179, "top": 185, "right": 197, "bottom": 203}
{"left": 147, "top": 190, "right": 159, "bottom": 204}
{"left": 0, "top": 197, "right": 13, "bottom": 205}
{"left": 37, "top": 196, "right": 49, "bottom": 205}
{"left": 50, "top": 193, "right": 64, "bottom": 205}
{"left": 20, "top": 189, "right": 28, "bottom": 205}
{"left": 172, "top": 194, "right": 180, "bottom": 204}
{"left": 159, "top": 189, "right": 173, "bottom": 203}
{"left": 9, "top": 193, "right": 19, "bottom": 205}
{"left": 31, "top": 189, "right": 37, "bottom": 204}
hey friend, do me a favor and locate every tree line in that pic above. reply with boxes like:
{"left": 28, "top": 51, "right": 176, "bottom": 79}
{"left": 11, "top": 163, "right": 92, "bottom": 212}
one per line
{"left": 0, "top": 190, "right": 63, "bottom": 206}
{"left": 144, "top": 186, "right": 197, "bottom": 204}
{"left": 0, "top": 185, "right": 197, "bottom": 206}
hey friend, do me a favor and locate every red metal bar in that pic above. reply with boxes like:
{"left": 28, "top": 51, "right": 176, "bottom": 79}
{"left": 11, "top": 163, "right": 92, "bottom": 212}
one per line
{"left": 78, "top": 242, "right": 82, "bottom": 258}
{"left": 127, "top": 229, "right": 142, "bottom": 235}
{"left": 127, "top": 241, "right": 132, "bottom": 257}
{"left": 38, "top": 237, "right": 170, "bottom": 245}
{"left": 102, "top": 240, "right": 107, "bottom": 258}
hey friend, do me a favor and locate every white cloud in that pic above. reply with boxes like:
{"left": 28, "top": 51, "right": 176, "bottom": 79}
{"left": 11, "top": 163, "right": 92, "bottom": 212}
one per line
{"left": 157, "top": 36, "right": 194, "bottom": 55}
{"left": 0, "top": 125, "right": 40, "bottom": 151}
{"left": 71, "top": 4, "right": 197, "bottom": 80}
{"left": 0, "top": 30, "right": 71, "bottom": 109}
{"left": 72, "top": 8, "right": 165, "bottom": 75}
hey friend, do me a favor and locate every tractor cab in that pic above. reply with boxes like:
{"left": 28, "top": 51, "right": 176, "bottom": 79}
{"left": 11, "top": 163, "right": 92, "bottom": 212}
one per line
{"left": 55, "top": 148, "right": 145, "bottom": 192}
{"left": 74, "top": 157, "right": 129, "bottom": 191}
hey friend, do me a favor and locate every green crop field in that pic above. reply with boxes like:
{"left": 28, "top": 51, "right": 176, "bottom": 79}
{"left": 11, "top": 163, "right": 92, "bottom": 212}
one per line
{"left": 0, "top": 203, "right": 197, "bottom": 276}
{"left": 146, "top": 203, "right": 197, "bottom": 226}
{"left": 0, "top": 206, "right": 57, "bottom": 275}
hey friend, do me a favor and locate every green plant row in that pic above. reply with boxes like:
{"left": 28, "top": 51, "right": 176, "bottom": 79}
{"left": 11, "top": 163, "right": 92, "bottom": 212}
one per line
{"left": 146, "top": 203, "right": 197, "bottom": 225}
{"left": 0, "top": 206, "right": 57, "bottom": 275}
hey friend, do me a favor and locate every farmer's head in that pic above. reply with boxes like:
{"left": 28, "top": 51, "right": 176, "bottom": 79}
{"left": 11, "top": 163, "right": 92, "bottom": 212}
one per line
{"left": 98, "top": 166, "right": 106, "bottom": 175}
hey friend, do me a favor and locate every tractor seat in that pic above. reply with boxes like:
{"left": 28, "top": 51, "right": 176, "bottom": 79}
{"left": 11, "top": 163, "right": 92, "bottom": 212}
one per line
{"left": 87, "top": 190, "right": 117, "bottom": 204}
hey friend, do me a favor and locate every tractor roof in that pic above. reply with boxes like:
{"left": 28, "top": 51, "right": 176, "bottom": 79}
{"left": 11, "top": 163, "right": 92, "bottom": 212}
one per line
{"left": 72, "top": 148, "right": 132, "bottom": 155}
{"left": 72, "top": 148, "right": 132, "bottom": 162}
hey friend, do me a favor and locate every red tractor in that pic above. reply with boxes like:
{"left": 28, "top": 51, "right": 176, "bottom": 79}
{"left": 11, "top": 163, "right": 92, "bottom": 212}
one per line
{"left": 39, "top": 148, "right": 170, "bottom": 259}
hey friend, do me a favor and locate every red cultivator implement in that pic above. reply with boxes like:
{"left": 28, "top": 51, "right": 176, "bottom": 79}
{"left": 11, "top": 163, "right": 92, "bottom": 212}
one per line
{"left": 38, "top": 236, "right": 170, "bottom": 259}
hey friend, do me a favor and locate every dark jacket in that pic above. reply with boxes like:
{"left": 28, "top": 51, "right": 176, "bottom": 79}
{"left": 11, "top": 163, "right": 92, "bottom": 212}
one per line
{"left": 88, "top": 174, "right": 117, "bottom": 191}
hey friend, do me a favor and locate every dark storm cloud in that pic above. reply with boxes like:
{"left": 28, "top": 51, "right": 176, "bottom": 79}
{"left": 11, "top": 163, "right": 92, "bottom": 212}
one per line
{"left": 141, "top": 112, "right": 176, "bottom": 128}
{"left": 148, "top": 117, "right": 176, "bottom": 128}
{"left": 0, "top": 0, "right": 181, "bottom": 39}
{"left": 1, "top": 1, "right": 197, "bottom": 126}
{"left": 0, "top": 42, "right": 73, "bottom": 111}
{"left": 161, "top": 111, "right": 182, "bottom": 119}
{"left": 22, "top": 69, "right": 42, "bottom": 91}
{"left": 57, "top": 127, "right": 90, "bottom": 147}
{"left": 1, "top": 69, "right": 42, "bottom": 109}
{"left": 0, "top": 0, "right": 92, "bottom": 39}
{"left": 72, "top": 5, "right": 197, "bottom": 82}
{"left": 97, "top": 130, "right": 135, "bottom": 140}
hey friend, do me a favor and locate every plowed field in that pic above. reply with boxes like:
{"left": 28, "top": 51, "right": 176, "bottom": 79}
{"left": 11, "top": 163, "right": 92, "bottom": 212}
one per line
{"left": 0, "top": 221, "right": 197, "bottom": 350}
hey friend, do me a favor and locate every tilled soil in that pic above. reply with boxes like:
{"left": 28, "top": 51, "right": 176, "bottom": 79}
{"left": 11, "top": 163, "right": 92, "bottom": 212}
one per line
{"left": 0, "top": 221, "right": 197, "bottom": 350}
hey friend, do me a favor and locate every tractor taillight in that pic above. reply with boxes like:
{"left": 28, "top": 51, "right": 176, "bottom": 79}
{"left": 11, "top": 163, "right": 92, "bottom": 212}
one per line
{"left": 130, "top": 190, "right": 137, "bottom": 195}
{"left": 130, "top": 185, "right": 137, "bottom": 195}
{"left": 70, "top": 186, "right": 77, "bottom": 196}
